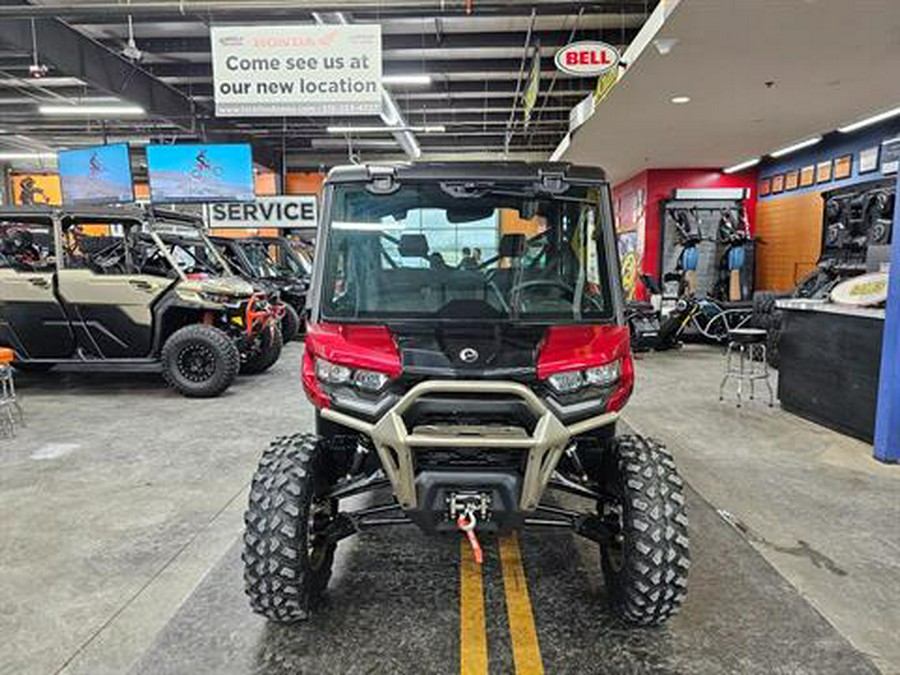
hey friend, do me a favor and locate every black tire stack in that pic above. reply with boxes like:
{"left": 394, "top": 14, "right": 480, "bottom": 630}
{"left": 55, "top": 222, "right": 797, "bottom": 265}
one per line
{"left": 751, "top": 291, "right": 783, "bottom": 368}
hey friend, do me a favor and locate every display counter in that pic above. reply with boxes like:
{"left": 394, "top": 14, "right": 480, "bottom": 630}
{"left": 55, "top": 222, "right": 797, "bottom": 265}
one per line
{"left": 776, "top": 299, "right": 884, "bottom": 442}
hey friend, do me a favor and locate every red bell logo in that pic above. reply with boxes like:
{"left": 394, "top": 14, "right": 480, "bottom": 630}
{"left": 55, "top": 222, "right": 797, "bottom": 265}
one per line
{"left": 555, "top": 41, "right": 620, "bottom": 76}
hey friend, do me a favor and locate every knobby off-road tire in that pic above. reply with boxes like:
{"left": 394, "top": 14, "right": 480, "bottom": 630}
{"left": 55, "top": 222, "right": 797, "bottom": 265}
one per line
{"left": 241, "top": 324, "right": 283, "bottom": 375}
{"left": 161, "top": 324, "right": 240, "bottom": 398}
{"left": 280, "top": 303, "right": 301, "bottom": 343}
{"left": 600, "top": 435, "right": 690, "bottom": 626}
{"left": 243, "top": 433, "right": 337, "bottom": 623}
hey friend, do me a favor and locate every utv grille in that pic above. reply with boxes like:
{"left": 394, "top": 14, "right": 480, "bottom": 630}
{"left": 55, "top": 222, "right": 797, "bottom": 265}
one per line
{"left": 402, "top": 393, "right": 538, "bottom": 434}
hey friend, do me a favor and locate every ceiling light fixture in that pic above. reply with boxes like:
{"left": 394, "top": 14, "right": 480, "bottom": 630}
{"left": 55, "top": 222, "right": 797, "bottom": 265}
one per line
{"left": 838, "top": 105, "right": 900, "bottom": 134}
{"left": 0, "top": 151, "right": 56, "bottom": 161}
{"left": 770, "top": 135, "right": 822, "bottom": 158}
{"left": 327, "top": 124, "right": 445, "bottom": 134}
{"left": 723, "top": 158, "right": 760, "bottom": 174}
{"left": 653, "top": 38, "right": 679, "bottom": 55}
{"left": 382, "top": 74, "right": 432, "bottom": 86}
{"left": 670, "top": 95, "right": 690, "bottom": 104}
{"left": 38, "top": 103, "right": 145, "bottom": 116}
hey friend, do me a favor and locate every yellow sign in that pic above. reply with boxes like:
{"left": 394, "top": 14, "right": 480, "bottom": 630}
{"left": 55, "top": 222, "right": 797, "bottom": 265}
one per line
{"left": 523, "top": 52, "right": 541, "bottom": 127}
{"left": 10, "top": 174, "right": 62, "bottom": 206}
{"left": 594, "top": 67, "right": 620, "bottom": 105}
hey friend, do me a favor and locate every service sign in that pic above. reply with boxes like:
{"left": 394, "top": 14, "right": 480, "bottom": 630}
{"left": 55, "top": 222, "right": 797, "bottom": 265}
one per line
{"left": 210, "top": 24, "right": 382, "bottom": 117}
{"left": 554, "top": 41, "right": 620, "bottom": 77}
{"left": 203, "top": 196, "right": 318, "bottom": 229}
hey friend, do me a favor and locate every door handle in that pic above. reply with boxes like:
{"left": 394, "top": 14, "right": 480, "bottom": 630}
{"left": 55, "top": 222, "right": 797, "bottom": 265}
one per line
{"left": 129, "top": 280, "right": 154, "bottom": 292}
{"left": 28, "top": 277, "right": 50, "bottom": 289}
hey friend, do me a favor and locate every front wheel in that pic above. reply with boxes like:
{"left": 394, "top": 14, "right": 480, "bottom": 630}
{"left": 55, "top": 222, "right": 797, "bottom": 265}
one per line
{"left": 280, "top": 303, "right": 300, "bottom": 342}
{"left": 161, "top": 324, "right": 240, "bottom": 397}
{"left": 599, "top": 435, "right": 690, "bottom": 626}
{"left": 241, "top": 324, "right": 283, "bottom": 375}
{"left": 243, "top": 433, "right": 337, "bottom": 622}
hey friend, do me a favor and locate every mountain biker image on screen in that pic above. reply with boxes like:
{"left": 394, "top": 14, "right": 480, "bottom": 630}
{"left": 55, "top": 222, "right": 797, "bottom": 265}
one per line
{"left": 241, "top": 163, "right": 690, "bottom": 628}
{"left": 190, "top": 150, "right": 224, "bottom": 179}
{"left": 88, "top": 152, "right": 103, "bottom": 180}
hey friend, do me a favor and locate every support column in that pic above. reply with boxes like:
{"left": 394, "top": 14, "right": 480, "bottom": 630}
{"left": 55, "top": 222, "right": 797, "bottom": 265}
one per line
{"left": 873, "top": 173, "right": 900, "bottom": 462}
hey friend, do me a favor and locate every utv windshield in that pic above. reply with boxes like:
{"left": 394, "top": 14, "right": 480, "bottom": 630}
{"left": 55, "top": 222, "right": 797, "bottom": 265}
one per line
{"left": 321, "top": 181, "right": 614, "bottom": 322}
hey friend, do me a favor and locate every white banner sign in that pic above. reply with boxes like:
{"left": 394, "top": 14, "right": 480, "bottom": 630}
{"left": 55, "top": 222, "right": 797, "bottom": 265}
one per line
{"left": 204, "top": 196, "right": 318, "bottom": 229}
{"left": 210, "top": 24, "right": 382, "bottom": 117}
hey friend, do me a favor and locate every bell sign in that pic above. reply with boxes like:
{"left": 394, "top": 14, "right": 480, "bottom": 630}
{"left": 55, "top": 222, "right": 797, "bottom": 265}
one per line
{"left": 554, "top": 41, "right": 620, "bottom": 77}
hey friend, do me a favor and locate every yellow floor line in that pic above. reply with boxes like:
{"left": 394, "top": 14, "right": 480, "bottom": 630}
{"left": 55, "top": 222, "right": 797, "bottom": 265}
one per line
{"left": 499, "top": 532, "right": 544, "bottom": 675}
{"left": 460, "top": 538, "right": 488, "bottom": 675}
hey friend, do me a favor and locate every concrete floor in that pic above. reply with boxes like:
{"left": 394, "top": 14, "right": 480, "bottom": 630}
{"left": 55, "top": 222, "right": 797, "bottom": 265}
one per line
{"left": 626, "top": 345, "right": 900, "bottom": 675}
{"left": 0, "top": 343, "right": 896, "bottom": 674}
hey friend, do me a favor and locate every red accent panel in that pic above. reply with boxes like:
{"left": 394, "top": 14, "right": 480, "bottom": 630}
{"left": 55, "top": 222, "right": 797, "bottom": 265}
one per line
{"left": 536, "top": 325, "right": 631, "bottom": 379}
{"left": 605, "top": 352, "right": 635, "bottom": 413}
{"left": 301, "top": 347, "right": 330, "bottom": 409}
{"left": 304, "top": 322, "right": 402, "bottom": 377}
{"left": 301, "top": 322, "right": 402, "bottom": 409}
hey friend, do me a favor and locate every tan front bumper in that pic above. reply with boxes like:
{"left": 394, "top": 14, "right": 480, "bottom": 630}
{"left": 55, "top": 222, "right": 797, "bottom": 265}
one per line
{"left": 321, "top": 380, "right": 618, "bottom": 511}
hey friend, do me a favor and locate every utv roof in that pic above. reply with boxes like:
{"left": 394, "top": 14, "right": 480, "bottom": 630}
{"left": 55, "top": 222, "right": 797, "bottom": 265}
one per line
{"left": 325, "top": 161, "right": 607, "bottom": 184}
{"left": 0, "top": 204, "right": 200, "bottom": 226}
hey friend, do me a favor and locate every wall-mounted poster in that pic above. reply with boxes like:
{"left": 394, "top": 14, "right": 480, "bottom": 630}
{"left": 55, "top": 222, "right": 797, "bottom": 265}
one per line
{"left": 10, "top": 173, "right": 62, "bottom": 206}
{"left": 859, "top": 146, "right": 879, "bottom": 174}
{"left": 881, "top": 137, "right": 900, "bottom": 174}
{"left": 834, "top": 154, "right": 852, "bottom": 180}
{"left": 816, "top": 160, "right": 832, "bottom": 183}
{"left": 799, "top": 165, "right": 815, "bottom": 187}
{"left": 784, "top": 169, "right": 799, "bottom": 191}
{"left": 614, "top": 186, "right": 645, "bottom": 300}
{"left": 771, "top": 174, "right": 785, "bottom": 194}
{"left": 759, "top": 177, "right": 771, "bottom": 196}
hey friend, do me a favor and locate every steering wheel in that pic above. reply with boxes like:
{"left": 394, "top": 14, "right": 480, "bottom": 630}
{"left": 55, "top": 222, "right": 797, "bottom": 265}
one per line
{"left": 509, "top": 279, "right": 605, "bottom": 313}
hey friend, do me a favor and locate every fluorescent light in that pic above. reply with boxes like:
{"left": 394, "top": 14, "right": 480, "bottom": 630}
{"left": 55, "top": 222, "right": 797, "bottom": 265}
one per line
{"left": 383, "top": 74, "right": 432, "bottom": 86}
{"left": 723, "top": 157, "right": 760, "bottom": 174}
{"left": 38, "top": 103, "right": 145, "bottom": 116}
{"left": 0, "top": 152, "right": 56, "bottom": 161}
{"left": 838, "top": 105, "right": 900, "bottom": 134}
{"left": 770, "top": 136, "right": 822, "bottom": 158}
{"left": 327, "top": 125, "right": 445, "bottom": 134}
{"left": 670, "top": 95, "right": 690, "bottom": 104}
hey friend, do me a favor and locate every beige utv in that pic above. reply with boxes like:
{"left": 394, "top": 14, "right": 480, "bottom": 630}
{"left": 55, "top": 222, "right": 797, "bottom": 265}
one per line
{"left": 0, "top": 206, "right": 282, "bottom": 397}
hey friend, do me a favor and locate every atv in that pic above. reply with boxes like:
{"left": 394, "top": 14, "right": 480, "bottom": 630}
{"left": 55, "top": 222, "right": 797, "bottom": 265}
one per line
{"left": 0, "top": 206, "right": 282, "bottom": 397}
{"left": 211, "top": 235, "right": 310, "bottom": 341}
{"left": 242, "top": 163, "right": 690, "bottom": 626}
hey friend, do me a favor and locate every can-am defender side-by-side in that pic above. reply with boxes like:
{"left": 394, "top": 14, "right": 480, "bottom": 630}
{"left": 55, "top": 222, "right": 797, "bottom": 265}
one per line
{"left": 242, "top": 163, "right": 689, "bottom": 626}
{"left": 211, "top": 235, "right": 310, "bottom": 341}
{"left": 0, "top": 207, "right": 283, "bottom": 396}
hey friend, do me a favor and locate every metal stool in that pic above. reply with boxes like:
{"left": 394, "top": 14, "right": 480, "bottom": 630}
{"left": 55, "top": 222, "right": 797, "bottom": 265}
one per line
{"left": 718, "top": 328, "right": 774, "bottom": 408}
{"left": 0, "top": 347, "right": 23, "bottom": 437}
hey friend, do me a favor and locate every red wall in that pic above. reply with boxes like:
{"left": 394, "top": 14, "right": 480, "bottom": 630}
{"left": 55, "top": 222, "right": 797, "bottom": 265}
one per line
{"left": 614, "top": 167, "right": 758, "bottom": 280}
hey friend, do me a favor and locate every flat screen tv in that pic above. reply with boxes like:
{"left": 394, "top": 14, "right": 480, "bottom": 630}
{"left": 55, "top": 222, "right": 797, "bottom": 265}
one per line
{"left": 146, "top": 143, "right": 254, "bottom": 203}
{"left": 58, "top": 143, "right": 134, "bottom": 205}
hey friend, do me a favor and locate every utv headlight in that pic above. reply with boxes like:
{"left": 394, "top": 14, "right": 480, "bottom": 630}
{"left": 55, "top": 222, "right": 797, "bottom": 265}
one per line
{"left": 546, "top": 370, "right": 585, "bottom": 394}
{"left": 315, "top": 358, "right": 391, "bottom": 392}
{"left": 546, "top": 359, "right": 622, "bottom": 394}
{"left": 585, "top": 360, "right": 621, "bottom": 387}
{"left": 200, "top": 291, "right": 236, "bottom": 305}
{"left": 315, "top": 358, "right": 352, "bottom": 385}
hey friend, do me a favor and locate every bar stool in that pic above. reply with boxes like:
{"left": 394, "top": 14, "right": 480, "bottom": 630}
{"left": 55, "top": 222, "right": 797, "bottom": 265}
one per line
{"left": 718, "top": 328, "right": 774, "bottom": 408}
{"left": 0, "top": 347, "right": 23, "bottom": 437}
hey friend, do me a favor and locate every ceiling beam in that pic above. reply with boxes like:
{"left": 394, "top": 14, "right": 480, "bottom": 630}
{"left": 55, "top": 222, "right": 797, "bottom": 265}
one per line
{"left": 0, "top": 17, "right": 202, "bottom": 132}
{"left": 0, "top": 2, "right": 658, "bottom": 20}
{"left": 100, "top": 28, "right": 637, "bottom": 55}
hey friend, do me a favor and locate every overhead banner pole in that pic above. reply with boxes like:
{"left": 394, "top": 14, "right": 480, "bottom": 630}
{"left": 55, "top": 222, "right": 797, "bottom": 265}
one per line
{"left": 873, "top": 172, "right": 900, "bottom": 462}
